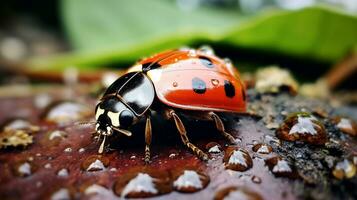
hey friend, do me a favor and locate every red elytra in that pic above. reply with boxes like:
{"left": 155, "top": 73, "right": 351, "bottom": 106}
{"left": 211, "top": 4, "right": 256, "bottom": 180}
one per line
{"left": 128, "top": 49, "right": 246, "bottom": 113}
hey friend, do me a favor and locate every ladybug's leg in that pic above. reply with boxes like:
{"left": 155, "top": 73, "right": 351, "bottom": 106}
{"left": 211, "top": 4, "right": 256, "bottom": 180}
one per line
{"left": 144, "top": 116, "right": 152, "bottom": 163}
{"left": 169, "top": 110, "right": 209, "bottom": 161}
{"left": 210, "top": 112, "right": 237, "bottom": 144}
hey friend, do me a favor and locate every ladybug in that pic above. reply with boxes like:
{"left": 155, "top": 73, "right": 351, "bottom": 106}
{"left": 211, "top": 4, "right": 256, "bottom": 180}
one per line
{"left": 95, "top": 47, "right": 246, "bottom": 162}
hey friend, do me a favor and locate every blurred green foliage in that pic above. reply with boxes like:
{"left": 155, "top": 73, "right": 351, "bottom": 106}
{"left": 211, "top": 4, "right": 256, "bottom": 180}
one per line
{"left": 30, "top": 0, "right": 357, "bottom": 71}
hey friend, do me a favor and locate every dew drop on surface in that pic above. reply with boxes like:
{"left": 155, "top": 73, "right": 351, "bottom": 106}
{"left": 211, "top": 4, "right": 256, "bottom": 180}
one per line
{"left": 265, "top": 157, "right": 297, "bottom": 178}
{"left": 252, "top": 143, "right": 272, "bottom": 154}
{"left": 276, "top": 112, "right": 327, "bottom": 145}
{"left": 34, "top": 93, "right": 52, "bottom": 109}
{"left": 57, "top": 168, "right": 69, "bottom": 177}
{"left": 78, "top": 148, "right": 85, "bottom": 153}
{"left": 224, "top": 147, "right": 253, "bottom": 171}
{"left": 251, "top": 175, "right": 262, "bottom": 184}
{"left": 188, "top": 49, "right": 197, "bottom": 57}
{"left": 214, "top": 186, "right": 263, "bottom": 200}
{"left": 49, "top": 130, "right": 67, "bottom": 140}
{"left": 211, "top": 79, "right": 220, "bottom": 86}
{"left": 121, "top": 173, "right": 158, "bottom": 198}
{"left": 206, "top": 142, "right": 222, "bottom": 153}
{"left": 198, "top": 45, "right": 215, "bottom": 55}
{"left": 173, "top": 170, "right": 209, "bottom": 193}
{"left": 332, "top": 159, "right": 356, "bottom": 179}
{"left": 17, "top": 162, "right": 32, "bottom": 177}
{"left": 51, "top": 188, "right": 71, "bottom": 200}
{"left": 45, "top": 101, "right": 90, "bottom": 124}
{"left": 44, "top": 163, "right": 52, "bottom": 169}
{"left": 169, "top": 153, "right": 176, "bottom": 158}
{"left": 84, "top": 184, "right": 111, "bottom": 196}
{"left": 64, "top": 147, "right": 72, "bottom": 153}
{"left": 81, "top": 156, "right": 109, "bottom": 172}
{"left": 172, "top": 82, "right": 178, "bottom": 87}
{"left": 335, "top": 117, "right": 357, "bottom": 136}
{"left": 3, "top": 119, "right": 39, "bottom": 132}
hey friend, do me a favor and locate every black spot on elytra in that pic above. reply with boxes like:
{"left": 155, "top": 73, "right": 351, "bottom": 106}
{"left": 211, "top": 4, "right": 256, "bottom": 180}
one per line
{"left": 199, "top": 56, "right": 214, "bottom": 68}
{"left": 224, "top": 80, "right": 235, "bottom": 98}
{"left": 192, "top": 77, "right": 206, "bottom": 94}
{"left": 142, "top": 62, "right": 161, "bottom": 72}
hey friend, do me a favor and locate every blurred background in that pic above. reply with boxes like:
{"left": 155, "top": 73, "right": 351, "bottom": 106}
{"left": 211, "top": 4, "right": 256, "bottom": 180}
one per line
{"left": 0, "top": 0, "right": 356, "bottom": 103}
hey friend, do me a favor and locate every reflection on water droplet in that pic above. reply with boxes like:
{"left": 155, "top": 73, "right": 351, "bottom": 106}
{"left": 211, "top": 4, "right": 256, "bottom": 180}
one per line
{"left": 81, "top": 155, "right": 109, "bottom": 172}
{"left": 211, "top": 79, "right": 219, "bottom": 86}
{"left": 334, "top": 117, "right": 357, "bottom": 136}
{"left": 3, "top": 119, "right": 39, "bottom": 132}
{"left": 17, "top": 162, "right": 32, "bottom": 177}
{"left": 49, "top": 130, "right": 67, "bottom": 140}
{"left": 64, "top": 147, "right": 72, "bottom": 153}
{"left": 224, "top": 147, "right": 252, "bottom": 171}
{"left": 251, "top": 175, "right": 262, "bottom": 184}
{"left": 121, "top": 173, "right": 158, "bottom": 198}
{"left": 173, "top": 170, "right": 209, "bottom": 193}
{"left": 252, "top": 143, "right": 272, "bottom": 154}
{"left": 332, "top": 159, "right": 356, "bottom": 179}
{"left": 51, "top": 188, "right": 71, "bottom": 200}
{"left": 113, "top": 168, "right": 172, "bottom": 198}
{"left": 198, "top": 45, "right": 214, "bottom": 55}
{"left": 57, "top": 168, "right": 69, "bottom": 177}
{"left": 265, "top": 157, "right": 297, "bottom": 178}
{"left": 44, "top": 101, "right": 91, "bottom": 124}
{"left": 276, "top": 112, "right": 327, "bottom": 145}
{"left": 84, "top": 184, "right": 111, "bottom": 196}
{"left": 214, "top": 186, "right": 263, "bottom": 200}
{"left": 172, "top": 82, "right": 178, "bottom": 87}
{"left": 206, "top": 142, "right": 222, "bottom": 153}
{"left": 188, "top": 49, "right": 197, "bottom": 57}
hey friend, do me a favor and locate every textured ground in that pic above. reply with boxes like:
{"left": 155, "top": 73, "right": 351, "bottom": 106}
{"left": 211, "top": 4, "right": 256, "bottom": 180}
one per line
{"left": 0, "top": 86, "right": 356, "bottom": 200}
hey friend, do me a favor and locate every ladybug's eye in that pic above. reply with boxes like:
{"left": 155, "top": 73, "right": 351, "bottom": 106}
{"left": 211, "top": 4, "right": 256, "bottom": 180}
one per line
{"left": 119, "top": 110, "right": 134, "bottom": 128}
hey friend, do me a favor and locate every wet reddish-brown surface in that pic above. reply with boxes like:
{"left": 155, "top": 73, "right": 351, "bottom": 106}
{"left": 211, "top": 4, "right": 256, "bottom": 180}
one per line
{"left": 0, "top": 87, "right": 356, "bottom": 200}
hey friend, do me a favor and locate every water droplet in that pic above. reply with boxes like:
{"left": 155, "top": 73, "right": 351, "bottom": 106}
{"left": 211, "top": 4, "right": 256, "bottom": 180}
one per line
{"left": 81, "top": 155, "right": 109, "bottom": 172}
{"left": 113, "top": 169, "right": 172, "bottom": 198}
{"left": 198, "top": 45, "right": 214, "bottom": 55}
{"left": 211, "top": 79, "right": 219, "bottom": 86}
{"left": 265, "top": 157, "right": 297, "bottom": 178}
{"left": 206, "top": 142, "right": 222, "bottom": 153}
{"left": 224, "top": 147, "right": 252, "bottom": 171}
{"left": 264, "top": 135, "right": 281, "bottom": 146}
{"left": 214, "top": 186, "right": 263, "bottom": 200}
{"left": 332, "top": 159, "right": 356, "bottom": 179}
{"left": 169, "top": 153, "right": 177, "bottom": 158}
{"left": 251, "top": 175, "right": 262, "bottom": 184}
{"left": 84, "top": 184, "right": 111, "bottom": 196}
{"left": 34, "top": 93, "right": 52, "bottom": 109}
{"left": 252, "top": 143, "right": 272, "bottom": 154}
{"left": 64, "top": 147, "right": 72, "bottom": 153}
{"left": 188, "top": 49, "right": 197, "bottom": 57}
{"left": 78, "top": 148, "right": 85, "bottom": 153}
{"left": 172, "top": 82, "right": 178, "bottom": 87}
{"left": 172, "top": 170, "right": 209, "bottom": 193}
{"left": 3, "top": 119, "right": 38, "bottom": 131}
{"left": 130, "top": 155, "right": 136, "bottom": 160}
{"left": 48, "top": 130, "right": 67, "bottom": 140}
{"left": 57, "top": 168, "right": 69, "bottom": 177}
{"left": 51, "top": 188, "right": 72, "bottom": 200}
{"left": 16, "top": 162, "right": 33, "bottom": 177}
{"left": 276, "top": 112, "right": 327, "bottom": 145}
{"left": 44, "top": 163, "right": 52, "bottom": 169}
{"left": 334, "top": 117, "right": 357, "bottom": 136}
{"left": 44, "top": 101, "right": 91, "bottom": 124}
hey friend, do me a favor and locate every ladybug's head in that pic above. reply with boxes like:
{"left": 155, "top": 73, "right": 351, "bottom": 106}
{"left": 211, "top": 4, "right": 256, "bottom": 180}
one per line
{"left": 95, "top": 96, "right": 139, "bottom": 140}
{"left": 95, "top": 72, "right": 155, "bottom": 153}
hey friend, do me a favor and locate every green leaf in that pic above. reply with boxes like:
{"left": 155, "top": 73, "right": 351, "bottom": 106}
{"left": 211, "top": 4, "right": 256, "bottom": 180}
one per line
{"left": 29, "top": 1, "right": 357, "bottom": 71}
